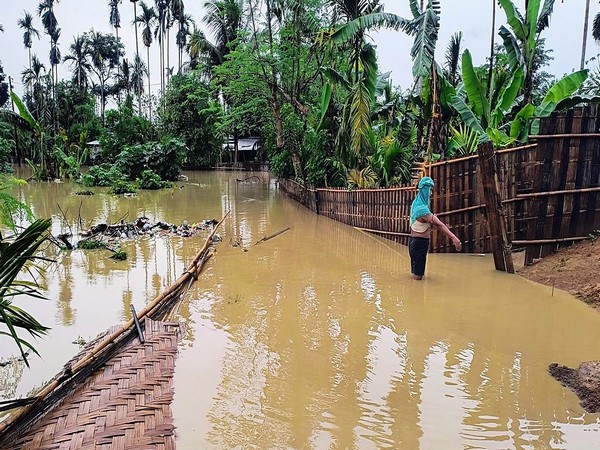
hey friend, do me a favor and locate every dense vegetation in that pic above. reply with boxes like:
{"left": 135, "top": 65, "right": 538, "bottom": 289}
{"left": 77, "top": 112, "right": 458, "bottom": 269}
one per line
{"left": 0, "top": 0, "right": 597, "bottom": 191}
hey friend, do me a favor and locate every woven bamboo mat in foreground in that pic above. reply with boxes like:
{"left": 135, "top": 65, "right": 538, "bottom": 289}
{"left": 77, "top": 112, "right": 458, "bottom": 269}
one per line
{"left": 2, "top": 318, "right": 185, "bottom": 450}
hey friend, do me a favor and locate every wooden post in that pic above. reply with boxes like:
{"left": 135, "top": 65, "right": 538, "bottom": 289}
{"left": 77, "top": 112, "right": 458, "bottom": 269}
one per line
{"left": 477, "top": 141, "right": 515, "bottom": 273}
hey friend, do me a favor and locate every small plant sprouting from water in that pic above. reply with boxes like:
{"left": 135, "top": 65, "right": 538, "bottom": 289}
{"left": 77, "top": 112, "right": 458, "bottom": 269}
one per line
{"left": 109, "top": 247, "right": 127, "bottom": 260}
{"left": 77, "top": 239, "right": 105, "bottom": 249}
{"left": 72, "top": 335, "right": 87, "bottom": 347}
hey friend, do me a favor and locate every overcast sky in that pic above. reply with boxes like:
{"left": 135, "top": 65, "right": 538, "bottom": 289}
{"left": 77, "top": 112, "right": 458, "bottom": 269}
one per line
{"left": 1, "top": 0, "right": 598, "bottom": 99}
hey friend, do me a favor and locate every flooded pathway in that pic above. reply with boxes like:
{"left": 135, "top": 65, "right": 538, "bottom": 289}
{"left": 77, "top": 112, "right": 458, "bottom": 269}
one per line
{"left": 2, "top": 171, "right": 600, "bottom": 449}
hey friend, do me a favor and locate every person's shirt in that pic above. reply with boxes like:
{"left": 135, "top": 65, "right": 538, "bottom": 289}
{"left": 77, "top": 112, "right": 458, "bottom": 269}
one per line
{"left": 410, "top": 218, "right": 430, "bottom": 233}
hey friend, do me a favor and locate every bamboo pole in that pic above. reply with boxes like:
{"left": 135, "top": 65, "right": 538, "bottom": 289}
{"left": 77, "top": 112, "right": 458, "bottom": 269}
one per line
{"left": 512, "top": 236, "right": 589, "bottom": 245}
{"left": 254, "top": 227, "right": 291, "bottom": 245}
{"left": 529, "top": 133, "right": 600, "bottom": 139}
{"left": 0, "top": 211, "right": 229, "bottom": 434}
{"left": 503, "top": 186, "right": 600, "bottom": 203}
{"left": 353, "top": 226, "right": 411, "bottom": 237}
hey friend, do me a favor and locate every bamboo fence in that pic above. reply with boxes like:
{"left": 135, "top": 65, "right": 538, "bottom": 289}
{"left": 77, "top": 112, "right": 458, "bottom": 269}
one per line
{"left": 280, "top": 106, "right": 600, "bottom": 264}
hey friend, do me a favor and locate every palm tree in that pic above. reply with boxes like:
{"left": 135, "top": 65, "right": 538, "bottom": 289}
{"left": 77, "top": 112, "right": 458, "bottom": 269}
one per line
{"left": 175, "top": 12, "right": 194, "bottom": 72}
{"left": 17, "top": 11, "right": 41, "bottom": 86}
{"left": 327, "top": 0, "right": 409, "bottom": 164}
{"left": 154, "top": 0, "right": 169, "bottom": 95}
{"left": 131, "top": 53, "right": 148, "bottom": 113}
{"left": 109, "top": 0, "right": 122, "bottom": 78}
{"left": 21, "top": 54, "right": 47, "bottom": 119}
{"left": 133, "top": 1, "right": 157, "bottom": 116}
{"left": 38, "top": 0, "right": 60, "bottom": 131}
{"left": 63, "top": 35, "right": 91, "bottom": 91}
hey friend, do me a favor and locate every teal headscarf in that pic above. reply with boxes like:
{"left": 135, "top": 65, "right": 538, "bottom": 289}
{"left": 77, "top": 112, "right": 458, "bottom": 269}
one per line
{"left": 410, "top": 177, "right": 434, "bottom": 225}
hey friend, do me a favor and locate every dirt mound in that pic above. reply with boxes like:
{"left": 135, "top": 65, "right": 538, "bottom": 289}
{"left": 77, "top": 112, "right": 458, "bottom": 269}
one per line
{"left": 516, "top": 238, "right": 600, "bottom": 308}
{"left": 549, "top": 362, "right": 600, "bottom": 413}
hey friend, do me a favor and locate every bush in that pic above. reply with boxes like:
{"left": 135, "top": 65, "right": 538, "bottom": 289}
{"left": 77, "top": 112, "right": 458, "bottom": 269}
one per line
{"left": 80, "top": 164, "right": 125, "bottom": 187}
{"left": 109, "top": 180, "right": 137, "bottom": 195}
{"left": 137, "top": 169, "right": 163, "bottom": 190}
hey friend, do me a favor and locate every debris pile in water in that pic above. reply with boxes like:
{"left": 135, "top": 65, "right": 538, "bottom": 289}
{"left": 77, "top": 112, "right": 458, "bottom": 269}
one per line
{"left": 79, "top": 217, "right": 220, "bottom": 240}
{"left": 56, "top": 217, "right": 221, "bottom": 251}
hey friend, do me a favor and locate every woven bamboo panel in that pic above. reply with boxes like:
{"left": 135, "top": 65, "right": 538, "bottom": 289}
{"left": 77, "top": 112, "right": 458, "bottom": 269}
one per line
{"left": 2, "top": 319, "right": 184, "bottom": 450}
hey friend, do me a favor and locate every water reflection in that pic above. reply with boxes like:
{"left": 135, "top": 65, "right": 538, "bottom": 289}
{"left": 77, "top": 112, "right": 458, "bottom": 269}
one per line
{"left": 4, "top": 170, "right": 600, "bottom": 449}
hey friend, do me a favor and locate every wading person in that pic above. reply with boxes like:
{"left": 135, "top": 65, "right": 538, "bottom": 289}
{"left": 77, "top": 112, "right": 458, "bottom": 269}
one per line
{"left": 409, "top": 176, "right": 462, "bottom": 280}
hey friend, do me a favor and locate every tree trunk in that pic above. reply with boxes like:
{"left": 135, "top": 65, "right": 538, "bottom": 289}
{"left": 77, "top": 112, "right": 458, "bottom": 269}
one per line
{"left": 487, "top": 0, "right": 496, "bottom": 96}
{"left": 147, "top": 46, "right": 151, "bottom": 118}
{"left": 581, "top": 0, "right": 591, "bottom": 70}
{"left": 133, "top": 1, "right": 142, "bottom": 114}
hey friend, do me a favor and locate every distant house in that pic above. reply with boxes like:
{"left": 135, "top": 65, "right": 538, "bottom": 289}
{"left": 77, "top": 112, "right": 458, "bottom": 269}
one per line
{"left": 222, "top": 137, "right": 261, "bottom": 163}
{"left": 86, "top": 140, "right": 101, "bottom": 163}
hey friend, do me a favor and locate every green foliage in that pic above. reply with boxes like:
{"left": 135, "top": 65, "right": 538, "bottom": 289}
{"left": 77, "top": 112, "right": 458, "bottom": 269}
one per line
{"left": 109, "top": 247, "right": 127, "bottom": 260}
{"left": 0, "top": 136, "right": 12, "bottom": 173}
{"left": 0, "top": 177, "right": 34, "bottom": 230}
{"left": 99, "top": 104, "right": 156, "bottom": 162}
{"left": 159, "top": 72, "right": 221, "bottom": 168}
{"left": 56, "top": 81, "right": 102, "bottom": 147}
{"left": 109, "top": 180, "right": 137, "bottom": 195}
{"left": 0, "top": 219, "right": 52, "bottom": 366}
{"left": 77, "top": 239, "right": 105, "bottom": 249}
{"left": 136, "top": 169, "right": 163, "bottom": 190}
{"left": 447, "top": 124, "right": 479, "bottom": 157}
{"left": 80, "top": 164, "right": 125, "bottom": 187}
{"left": 347, "top": 166, "right": 378, "bottom": 189}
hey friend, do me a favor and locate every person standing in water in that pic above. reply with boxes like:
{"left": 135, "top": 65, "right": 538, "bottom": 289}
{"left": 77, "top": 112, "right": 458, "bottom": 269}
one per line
{"left": 409, "top": 176, "right": 462, "bottom": 280}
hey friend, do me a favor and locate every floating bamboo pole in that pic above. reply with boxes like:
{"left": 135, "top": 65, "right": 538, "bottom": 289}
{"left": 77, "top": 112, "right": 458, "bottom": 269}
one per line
{"left": 0, "top": 210, "right": 230, "bottom": 434}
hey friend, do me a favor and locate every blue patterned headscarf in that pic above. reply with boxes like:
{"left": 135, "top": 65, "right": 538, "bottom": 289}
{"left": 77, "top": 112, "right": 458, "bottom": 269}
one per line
{"left": 410, "top": 177, "right": 434, "bottom": 225}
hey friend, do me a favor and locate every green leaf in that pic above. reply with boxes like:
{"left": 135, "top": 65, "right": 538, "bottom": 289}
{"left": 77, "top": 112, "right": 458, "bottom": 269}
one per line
{"left": 449, "top": 93, "right": 489, "bottom": 140}
{"left": 510, "top": 103, "right": 535, "bottom": 140}
{"left": 10, "top": 92, "right": 40, "bottom": 133}
{"left": 317, "top": 83, "right": 332, "bottom": 133}
{"left": 331, "top": 13, "right": 410, "bottom": 44}
{"left": 499, "top": 26, "right": 524, "bottom": 71}
{"left": 540, "top": 70, "right": 588, "bottom": 106}
{"left": 537, "top": 0, "right": 556, "bottom": 32}
{"left": 461, "top": 50, "right": 490, "bottom": 124}
{"left": 498, "top": 0, "right": 528, "bottom": 40}
{"left": 526, "top": 0, "right": 541, "bottom": 50}
{"left": 491, "top": 67, "right": 524, "bottom": 128}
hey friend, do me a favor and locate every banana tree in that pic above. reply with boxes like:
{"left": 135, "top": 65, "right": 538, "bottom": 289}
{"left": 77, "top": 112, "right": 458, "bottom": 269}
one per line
{"left": 449, "top": 49, "right": 524, "bottom": 146}
{"left": 498, "top": 0, "right": 556, "bottom": 104}
{"left": 510, "top": 69, "right": 589, "bottom": 140}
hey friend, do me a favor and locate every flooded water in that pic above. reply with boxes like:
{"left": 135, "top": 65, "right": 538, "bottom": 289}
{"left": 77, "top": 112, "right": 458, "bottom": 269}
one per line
{"left": 2, "top": 170, "right": 600, "bottom": 449}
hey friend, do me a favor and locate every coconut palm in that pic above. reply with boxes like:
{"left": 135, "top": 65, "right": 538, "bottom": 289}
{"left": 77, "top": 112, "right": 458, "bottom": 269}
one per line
{"left": 326, "top": 0, "right": 410, "bottom": 164}
{"left": 133, "top": 1, "right": 157, "bottom": 116}
{"left": 63, "top": 35, "right": 91, "bottom": 91}
{"left": 17, "top": 11, "right": 41, "bottom": 84}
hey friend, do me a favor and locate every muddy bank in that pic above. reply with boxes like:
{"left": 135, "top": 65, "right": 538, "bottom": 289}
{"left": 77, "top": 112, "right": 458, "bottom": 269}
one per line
{"left": 516, "top": 238, "right": 600, "bottom": 308}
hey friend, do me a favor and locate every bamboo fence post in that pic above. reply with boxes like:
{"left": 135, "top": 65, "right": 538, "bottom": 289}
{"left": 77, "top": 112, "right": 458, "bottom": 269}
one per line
{"left": 477, "top": 142, "right": 515, "bottom": 273}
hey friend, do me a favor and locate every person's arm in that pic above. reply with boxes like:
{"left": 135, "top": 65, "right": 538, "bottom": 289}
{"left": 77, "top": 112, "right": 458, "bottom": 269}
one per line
{"left": 421, "top": 214, "right": 462, "bottom": 251}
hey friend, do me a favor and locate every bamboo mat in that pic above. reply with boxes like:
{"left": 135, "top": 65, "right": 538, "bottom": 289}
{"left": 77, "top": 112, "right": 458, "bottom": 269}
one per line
{"left": 1, "top": 318, "right": 185, "bottom": 450}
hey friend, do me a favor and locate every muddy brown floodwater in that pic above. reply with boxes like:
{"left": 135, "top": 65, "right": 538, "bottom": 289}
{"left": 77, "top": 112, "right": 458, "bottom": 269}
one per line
{"left": 2, "top": 170, "right": 600, "bottom": 449}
